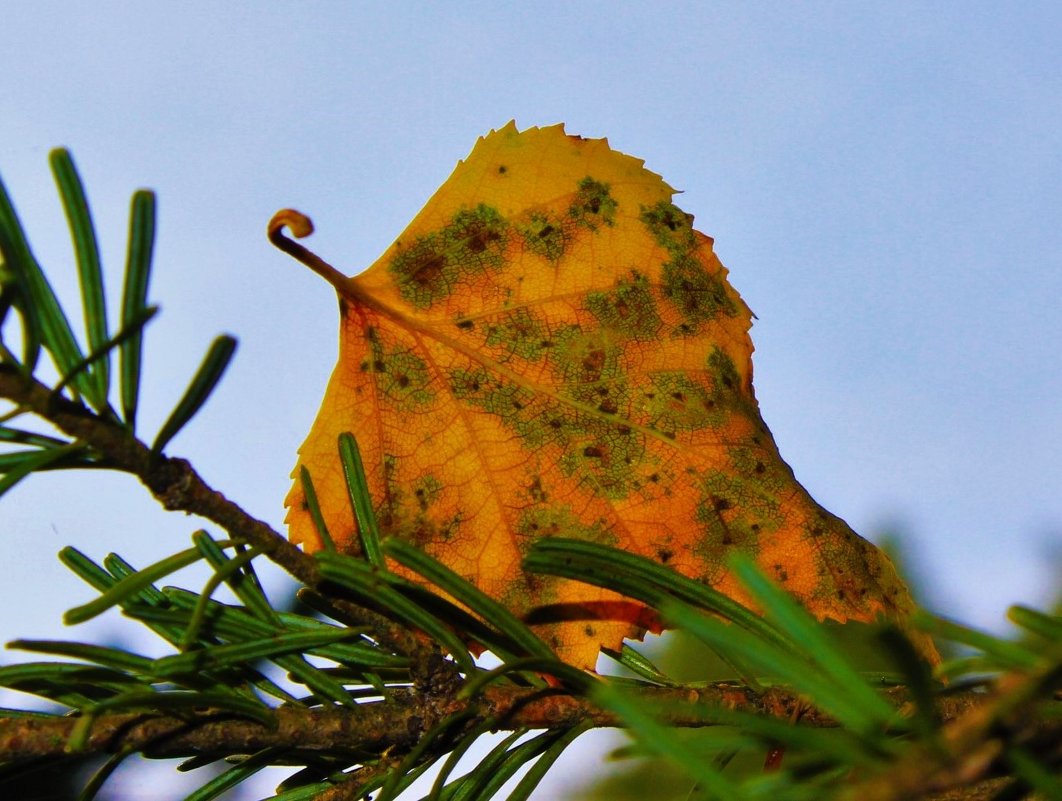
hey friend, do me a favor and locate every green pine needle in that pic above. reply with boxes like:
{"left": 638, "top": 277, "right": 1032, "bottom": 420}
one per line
{"left": 63, "top": 545, "right": 206, "bottom": 625}
{"left": 50, "top": 149, "right": 110, "bottom": 410}
{"left": 119, "top": 190, "right": 156, "bottom": 427}
{"left": 151, "top": 335, "right": 237, "bottom": 455}
{"left": 338, "top": 432, "right": 384, "bottom": 567}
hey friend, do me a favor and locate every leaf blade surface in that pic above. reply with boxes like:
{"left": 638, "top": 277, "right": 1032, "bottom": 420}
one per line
{"left": 285, "top": 123, "right": 928, "bottom": 668}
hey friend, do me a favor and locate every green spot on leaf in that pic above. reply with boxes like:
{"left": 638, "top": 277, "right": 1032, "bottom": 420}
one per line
{"left": 375, "top": 456, "right": 459, "bottom": 546}
{"left": 484, "top": 307, "right": 551, "bottom": 362}
{"left": 413, "top": 474, "right": 443, "bottom": 512}
{"left": 365, "top": 329, "right": 435, "bottom": 411}
{"left": 556, "top": 418, "right": 645, "bottom": 500}
{"left": 707, "top": 346, "right": 742, "bottom": 395}
{"left": 550, "top": 325, "right": 622, "bottom": 386}
{"left": 694, "top": 470, "right": 779, "bottom": 580}
{"left": 569, "top": 177, "right": 617, "bottom": 230}
{"left": 640, "top": 201, "right": 737, "bottom": 330}
{"left": 640, "top": 201, "right": 696, "bottom": 250}
{"left": 390, "top": 203, "right": 509, "bottom": 308}
{"left": 516, "top": 506, "right": 617, "bottom": 551}
{"left": 641, "top": 372, "right": 724, "bottom": 434}
{"left": 661, "top": 254, "right": 736, "bottom": 329}
{"left": 585, "top": 271, "right": 663, "bottom": 341}
{"left": 519, "top": 212, "right": 569, "bottom": 261}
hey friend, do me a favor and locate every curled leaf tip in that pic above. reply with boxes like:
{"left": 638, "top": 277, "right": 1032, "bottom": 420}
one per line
{"left": 267, "top": 208, "right": 349, "bottom": 292}
{"left": 268, "top": 208, "right": 314, "bottom": 241}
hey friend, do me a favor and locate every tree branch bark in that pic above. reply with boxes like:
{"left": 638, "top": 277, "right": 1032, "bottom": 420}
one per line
{"left": 0, "top": 683, "right": 992, "bottom": 764}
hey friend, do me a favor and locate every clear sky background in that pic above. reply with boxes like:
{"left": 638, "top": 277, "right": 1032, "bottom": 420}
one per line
{"left": 1, "top": 3, "right": 1059, "bottom": 799}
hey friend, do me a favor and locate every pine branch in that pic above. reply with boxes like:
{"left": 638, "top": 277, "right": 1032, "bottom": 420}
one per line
{"left": 0, "top": 683, "right": 1000, "bottom": 764}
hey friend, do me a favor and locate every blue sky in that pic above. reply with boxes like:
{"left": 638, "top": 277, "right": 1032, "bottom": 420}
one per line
{"left": 1, "top": 3, "right": 1060, "bottom": 797}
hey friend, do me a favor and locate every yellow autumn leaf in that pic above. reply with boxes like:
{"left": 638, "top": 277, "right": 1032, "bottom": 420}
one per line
{"left": 274, "top": 122, "right": 936, "bottom": 669}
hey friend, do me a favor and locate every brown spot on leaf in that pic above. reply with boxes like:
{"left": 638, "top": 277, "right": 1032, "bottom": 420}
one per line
{"left": 528, "top": 476, "right": 548, "bottom": 503}
{"left": 582, "top": 348, "right": 605, "bottom": 380}
{"left": 463, "top": 220, "right": 503, "bottom": 254}
{"left": 408, "top": 252, "right": 446, "bottom": 289}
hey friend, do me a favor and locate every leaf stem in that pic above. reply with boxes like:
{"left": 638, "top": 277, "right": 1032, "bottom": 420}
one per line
{"left": 267, "top": 210, "right": 352, "bottom": 293}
